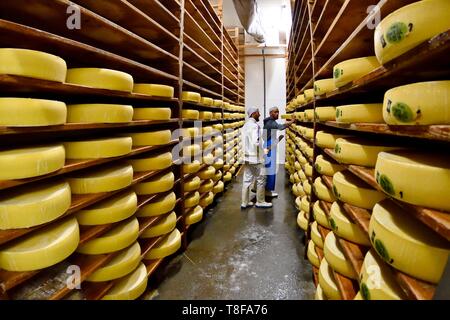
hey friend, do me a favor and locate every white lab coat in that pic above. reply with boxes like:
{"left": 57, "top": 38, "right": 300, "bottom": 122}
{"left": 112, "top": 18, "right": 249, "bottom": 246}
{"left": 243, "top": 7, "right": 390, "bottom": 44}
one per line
{"left": 241, "top": 118, "right": 264, "bottom": 164}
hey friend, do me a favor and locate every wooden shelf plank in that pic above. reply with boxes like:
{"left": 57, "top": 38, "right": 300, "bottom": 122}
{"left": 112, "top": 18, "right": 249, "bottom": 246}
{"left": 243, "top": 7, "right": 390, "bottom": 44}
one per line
{"left": 129, "top": 0, "right": 180, "bottom": 30}
{"left": 393, "top": 270, "right": 436, "bottom": 300}
{"left": 341, "top": 203, "right": 371, "bottom": 237}
{"left": 312, "top": 266, "right": 319, "bottom": 288}
{"left": 336, "top": 236, "right": 368, "bottom": 276}
{"left": 315, "top": 245, "right": 324, "bottom": 262}
{"left": 331, "top": 268, "right": 358, "bottom": 300}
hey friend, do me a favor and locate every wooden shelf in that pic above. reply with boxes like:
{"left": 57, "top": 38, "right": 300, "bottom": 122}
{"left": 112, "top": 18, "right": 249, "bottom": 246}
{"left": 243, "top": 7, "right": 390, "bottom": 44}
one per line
{"left": 312, "top": 266, "right": 319, "bottom": 288}
{"left": 331, "top": 268, "right": 358, "bottom": 300}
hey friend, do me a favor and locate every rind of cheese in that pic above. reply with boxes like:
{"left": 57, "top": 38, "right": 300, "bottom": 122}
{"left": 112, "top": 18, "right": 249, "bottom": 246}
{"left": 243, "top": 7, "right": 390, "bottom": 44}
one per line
{"left": 201, "top": 97, "right": 213, "bottom": 106}
{"left": 140, "top": 212, "right": 177, "bottom": 238}
{"left": 319, "top": 259, "right": 342, "bottom": 300}
{"left": 198, "top": 166, "right": 216, "bottom": 180}
{"left": 315, "top": 107, "right": 336, "bottom": 122}
{"left": 67, "top": 104, "right": 133, "bottom": 123}
{"left": 66, "top": 68, "right": 133, "bottom": 92}
{"left": 336, "top": 104, "right": 384, "bottom": 123}
{"left": 137, "top": 192, "right": 176, "bottom": 217}
{"left": 127, "top": 152, "right": 172, "bottom": 172}
{"left": 330, "top": 202, "right": 370, "bottom": 246}
{"left": 213, "top": 181, "right": 224, "bottom": 194}
{"left": 133, "top": 84, "right": 174, "bottom": 98}
{"left": 182, "top": 109, "right": 200, "bottom": 120}
{"left": 297, "top": 210, "right": 309, "bottom": 231}
{"left": 324, "top": 232, "right": 358, "bottom": 279}
{"left": 315, "top": 284, "right": 328, "bottom": 300}
{"left": 185, "top": 191, "right": 200, "bottom": 208}
{"left": 199, "top": 179, "right": 214, "bottom": 193}
{"left": 314, "top": 79, "right": 336, "bottom": 96}
{"left": 185, "top": 205, "right": 203, "bottom": 225}
{"left": 315, "top": 155, "right": 345, "bottom": 177}
{"left": 181, "top": 91, "right": 201, "bottom": 103}
{"left": 311, "top": 221, "right": 324, "bottom": 249}
{"left": 313, "top": 201, "right": 331, "bottom": 229}
{"left": 134, "top": 171, "right": 174, "bottom": 195}
{"left": 301, "top": 195, "right": 310, "bottom": 213}
{"left": 316, "top": 131, "right": 351, "bottom": 149}
{"left": 314, "top": 177, "right": 336, "bottom": 202}
{"left": 132, "top": 108, "right": 171, "bottom": 121}
{"left": 63, "top": 137, "right": 132, "bottom": 159}
{"left": 184, "top": 176, "right": 201, "bottom": 192}
{"left": 144, "top": 228, "right": 181, "bottom": 260}
{"left": 128, "top": 130, "right": 172, "bottom": 146}
{"left": 199, "top": 191, "right": 214, "bottom": 208}
{"left": 183, "top": 161, "right": 201, "bottom": 174}
{"left": 333, "top": 56, "right": 380, "bottom": 87}
{"left": 102, "top": 263, "right": 148, "bottom": 300}
{"left": 307, "top": 240, "right": 321, "bottom": 268}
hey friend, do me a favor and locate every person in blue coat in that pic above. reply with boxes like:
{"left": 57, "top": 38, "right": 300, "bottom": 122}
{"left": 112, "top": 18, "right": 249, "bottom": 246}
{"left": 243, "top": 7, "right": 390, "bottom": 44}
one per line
{"left": 263, "top": 107, "right": 294, "bottom": 198}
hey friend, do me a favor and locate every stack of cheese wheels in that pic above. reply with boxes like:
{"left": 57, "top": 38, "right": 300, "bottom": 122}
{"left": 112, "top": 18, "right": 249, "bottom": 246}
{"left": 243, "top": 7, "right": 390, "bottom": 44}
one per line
{"left": 0, "top": 144, "right": 65, "bottom": 180}
{"left": 66, "top": 68, "right": 134, "bottom": 92}
{"left": 140, "top": 212, "right": 177, "bottom": 238}
{"left": 181, "top": 91, "right": 201, "bottom": 103}
{"left": 315, "top": 107, "right": 336, "bottom": 122}
{"left": 383, "top": 81, "right": 450, "bottom": 125}
{"left": 144, "top": 228, "right": 182, "bottom": 260}
{"left": 185, "top": 205, "right": 203, "bottom": 225}
{"left": 64, "top": 137, "right": 132, "bottom": 159}
{"left": 323, "top": 232, "right": 358, "bottom": 279}
{"left": 332, "top": 171, "right": 386, "bottom": 210}
{"left": 374, "top": 0, "right": 450, "bottom": 65}
{"left": 329, "top": 202, "right": 370, "bottom": 246}
{"left": 128, "top": 130, "right": 172, "bottom": 146}
{"left": 127, "top": 151, "right": 172, "bottom": 172}
{"left": 334, "top": 137, "right": 401, "bottom": 167}
{"left": 319, "top": 259, "right": 341, "bottom": 300}
{"left": 336, "top": 103, "right": 384, "bottom": 123}
{"left": 0, "top": 217, "right": 80, "bottom": 271}
{"left": 333, "top": 56, "right": 380, "bottom": 88}
{"left": 0, "top": 98, "right": 67, "bottom": 127}
{"left": 375, "top": 150, "right": 450, "bottom": 211}
{"left": 314, "top": 78, "right": 336, "bottom": 96}
{"left": 133, "top": 107, "right": 171, "bottom": 121}
{"left": 134, "top": 171, "right": 174, "bottom": 195}
{"left": 102, "top": 263, "right": 148, "bottom": 300}
{"left": 369, "top": 200, "right": 450, "bottom": 284}
{"left": 315, "top": 155, "right": 345, "bottom": 177}
{"left": 316, "top": 131, "right": 351, "bottom": 149}
{"left": 137, "top": 192, "right": 176, "bottom": 217}
{"left": 67, "top": 104, "right": 133, "bottom": 123}
{"left": 313, "top": 177, "right": 336, "bottom": 202}
{"left": 133, "top": 83, "right": 174, "bottom": 98}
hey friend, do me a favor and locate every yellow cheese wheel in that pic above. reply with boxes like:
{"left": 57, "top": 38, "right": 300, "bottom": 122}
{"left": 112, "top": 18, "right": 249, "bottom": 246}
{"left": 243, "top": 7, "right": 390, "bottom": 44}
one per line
{"left": 127, "top": 152, "right": 172, "bottom": 172}
{"left": 212, "top": 170, "right": 222, "bottom": 182}
{"left": 333, "top": 171, "right": 386, "bottom": 210}
{"left": 87, "top": 242, "right": 141, "bottom": 282}
{"left": 128, "top": 130, "right": 172, "bottom": 146}
{"left": 182, "top": 109, "right": 200, "bottom": 120}
{"left": 313, "top": 201, "right": 331, "bottom": 229}
{"left": 307, "top": 240, "right": 321, "bottom": 268}
{"left": 64, "top": 137, "right": 132, "bottom": 159}
{"left": 201, "top": 97, "right": 213, "bottom": 106}
{"left": 311, "top": 221, "right": 324, "bottom": 249}
{"left": 316, "top": 131, "right": 351, "bottom": 149}
{"left": 336, "top": 104, "right": 384, "bottom": 123}
{"left": 182, "top": 144, "right": 201, "bottom": 157}
{"left": 144, "top": 228, "right": 181, "bottom": 260}
{"left": 370, "top": 200, "right": 450, "bottom": 283}
{"left": 199, "top": 191, "right": 214, "bottom": 208}
{"left": 77, "top": 218, "right": 139, "bottom": 255}
{"left": 132, "top": 108, "right": 171, "bottom": 121}
{"left": 324, "top": 232, "right": 358, "bottom": 279}
{"left": 0, "top": 48, "right": 67, "bottom": 82}
{"left": 213, "top": 112, "right": 222, "bottom": 119}
{"left": 199, "top": 179, "right": 214, "bottom": 193}
{"left": 183, "top": 160, "right": 201, "bottom": 173}
{"left": 315, "top": 284, "right": 328, "bottom": 300}
{"left": 185, "top": 191, "right": 200, "bottom": 208}
{"left": 354, "top": 292, "right": 363, "bottom": 300}
{"left": 223, "top": 172, "right": 232, "bottom": 182}
{"left": 330, "top": 202, "right": 370, "bottom": 246}
{"left": 304, "top": 110, "right": 315, "bottom": 122}
{"left": 359, "top": 249, "right": 405, "bottom": 300}
{"left": 0, "top": 144, "right": 65, "bottom": 180}
{"left": 134, "top": 171, "right": 174, "bottom": 195}
{"left": 375, "top": 150, "right": 450, "bottom": 211}
{"left": 303, "top": 181, "right": 311, "bottom": 196}
{"left": 319, "top": 259, "right": 342, "bottom": 300}
{"left": 184, "top": 176, "right": 201, "bottom": 192}
{"left": 315, "top": 155, "right": 345, "bottom": 177}
{"left": 140, "top": 212, "right": 176, "bottom": 238}
{"left": 0, "top": 217, "right": 79, "bottom": 271}
{"left": 66, "top": 68, "right": 133, "bottom": 92}
{"left": 137, "top": 192, "right": 176, "bottom": 217}
{"left": 374, "top": 0, "right": 450, "bottom": 64}
{"left": 292, "top": 183, "right": 305, "bottom": 197}
{"left": 133, "top": 84, "right": 174, "bottom": 98}
{"left": 301, "top": 195, "right": 310, "bottom": 213}
{"left": 334, "top": 138, "right": 401, "bottom": 167}
{"left": 182, "top": 91, "right": 201, "bottom": 103}
{"left": 315, "top": 107, "right": 336, "bottom": 122}
{"left": 67, "top": 104, "right": 133, "bottom": 123}
{"left": 304, "top": 89, "right": 314, "bottom": 102}
{"left": 198, "top": 166, "right": 215, "bottom": 180}
{"left": 68, "top": 164, "right": 133, "bottom": 194}
{"left": 293, "top": 172, "right": 301, "bottom": 183}
{"left": 213, "top": 159, "right": 224, "bottom": 170}
{"left": 313, "top": 177, "right": 336, "bottom": 202}
{"left": 229, "top": 166, "right": 236, "bottom": 175}
{"left": 297, "top": 210, "right": 309, "bottom": 231}
{"left": 202, "top": 126, "right": 213, "bottom": 135}
{"left": 213, "top": 123, "right": 223, "bottom": 131}
{"left": 102, "top": 263, "right": 147, "bottom": 300}
{"left": 213, "top": 181, "right": 224, "bottom": 194}
{"left": 199, "top": 111, "right": 213, "bottom": 120}
{"left": 76, "top": 190, "right": 137, "bottom": 226}
{"left": 333, "top": 56, "right": 380, "bottom": 87}
{"left": 181, "top": 127, "right": 200, "bottom": 137}
{"left": 295, "top": 196, "right": 302, "bottom": 210}
{"left": 383, "top": 81, "right": 450, "bottom": 125}
{"left": 294, "top": 161, "right": 302, "bottom": 171}
{"left": 314, "top": 79, "right": 336, "bottom": 96}
{"left": 213, "top": 99, "right": 223, "bottom": 107}
{"left": 0, "top": 98, "right": 66, "bottom": 127}
{"left": 202, "top": 139, "right": 214, "bottom": 151}
{"left": 185, "top": 205, "right": 203, "bottom": 225}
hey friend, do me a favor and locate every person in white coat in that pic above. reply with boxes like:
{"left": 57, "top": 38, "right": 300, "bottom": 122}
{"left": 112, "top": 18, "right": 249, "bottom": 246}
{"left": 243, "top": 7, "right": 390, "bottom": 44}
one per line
{"left": 241, "top": 107, "right": 272, "bottom": 209}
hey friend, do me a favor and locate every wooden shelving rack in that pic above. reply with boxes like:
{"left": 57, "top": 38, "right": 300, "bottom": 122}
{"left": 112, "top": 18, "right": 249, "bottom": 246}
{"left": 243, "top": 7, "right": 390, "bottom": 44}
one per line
{"left": 0, "top": 0, "right": 243, "bottom": 300}
{"left": 286, "top": 0, "right": 450, "bottom": 300}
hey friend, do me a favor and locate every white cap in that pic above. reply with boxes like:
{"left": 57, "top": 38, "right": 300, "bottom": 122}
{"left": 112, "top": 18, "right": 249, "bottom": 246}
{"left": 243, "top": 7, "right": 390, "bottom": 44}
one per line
{"left": 269, "top": 106, "right": 279, "bottom": 113}
{"left": 247, "top": 106, "right": 259, "bottom": 117}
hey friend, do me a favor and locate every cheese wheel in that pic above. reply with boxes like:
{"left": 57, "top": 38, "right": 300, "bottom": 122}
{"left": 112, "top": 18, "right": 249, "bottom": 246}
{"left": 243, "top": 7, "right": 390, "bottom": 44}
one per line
{"left": 87, "top": 242, "right": 141, "bottom": 282}
{"left": 199, "top": 191, "right": 214, "bottom": 208}
{"left": 0, "top": 144, "right": 65, "bottom": 180}
{"left": 304, "top": 89, "right": 314, "bottom": 102}
{"left": 202, "top": 126, "right": 213, "bottom": 135}
{"left": 181, "top": 127, "right": 200, "bottom": 138}
{"left": 375, "top": 150, "right": 450, "bottom": 211}
{"left": 201, "top": 97, "right": 213, "bottom": 106}
{"left": 132, "top": 108, "right": 171, "bottom": 121}
{"left": 294, "top": 172, "right": 301, "bottom": 183}
{"left": 184, "top": 176, "right": 201, "bottom": 192}
{"left": 213, "top": 112, "right": 222, "bottom": 119}
{"left": 301, "top": 195, "right": 310, "bottom": 213}
{"left": 213, "top": 181, "right": 224, "bottom": 194}
{"left": 330, "top": 202, "right": 370, "bottom": 246}
{"left": 182, "top": 109, "right": 200, "bottom": 120}
{"left": 67, "top": 104, "right": 133, "bottom": 123}
{"left": 133, "top": 84, "right": 174, "bottom": 98}
{"left": 319, "top": 259, "right": 342, "bottom": 300}
{"left": 0, "top": 98, "right": 66, "bottom": 127}
{"left": 303, "top": 181, "right": 311, "bottom": 196}
{"left": 223, "top": 172, "right": 232, "bottom": 182}
{"left": 333, "top": 171, "right": 386, "bottom": 210}
{"left": 336, "top": 104, "right": 384, "bottom": 123}
{"left": 383, "top": 81, "right": 450, "bottom": 125}
{"left": 324, "top": 232, "right": 358, "bottom": 279}
{"left": 64, "top": 137, "right": 132, "bottom": 159}
{"left": 144, "top": 228, "right": 181, "bottom": 260}
{"left": 76, "top": 190, "right": 137, "bottom": 226}
{"left": 199, "top": 179, "right": 214, "bottom": 193}
{"left": 134, "top": 171, "right": 174, "bottom": 195}
{"left": 315, "top": 107, "right": 336, "bottom": 122}
{"left": 316, "top": 131, "right": 351, "bottom": 149}
{"left": 297, "top": 210, "right": 309, "bottom": 231}
{"left": 333, "top": 56, "right": 380, "bottom": 87}
{"left": 292, "top": 183, "right": 305, "bottom": 197}
{"left": 185, "top": 205, "right": 203, "bottom": 225}
{"left": 185, "top": 191, "right": 200, "bottom": 208}
{"left": 199, "top": 111, "right": 213, "bottom": 120}
{"left": 315, "top": 284, "right": 327, "bottom": 300}
{"left": 0, "top": 217, "right": 79, "bottom": 271}
{"left": 0, "top": 48, "right": 67, "bottom": 82}
{"left": 314, "top": 79, "right": 336, "bottom": 96}
{"left": 354, "top": 292, "right": 363, "bottom": 300}
{"left": 213, "top": 123, "right": 223, "bottom": 131}
{"left": 295, "top": 197, "right": 301, "bottom": 210}
{"left": 213, "top": 100, "right": 223, "bottom": 107}
{"left": 203, "top": 140, "right": 214, "bottom": 151}
{"left": 182, "top": 144, "right": 201, "bottom": 157}
{"left": 307, "top": 240, "right": 321, "bottom": 268}
{"left": 128, "top": 130, "right": 172, "bottom": 146}
{"left": 102, "top": 263, "right": 147, "bottom": 300}
{"left": 66, "top": 68, "right": 133, "bottom": 92}
{"left": 213, "top": 159, "right": 224, "bottom": 170}
{"left": 229, "top": 166, "right": 236, "bottom": 175}
{"left": 374, "top": 0, "right": 450, "bottom": 64}
{"left": 198, "top": 166, "right": 215, "bottom": 180}
{"left": 315, "top": 155, "right": 345, "bottom": 177}
{"left": 314, "top": 177, "right": 336, "bottom": 202}
{"left": 137, "top": 192, "right": 176, "bottom": 217}
{"left": 181, "top": 91, "right": 201, "bottom": 103}
{"left": 212, "top": 170, "right": 222, "bottom": 182}
{"left": 140, "top": 212, "right": 176, "bottom": 238}
{"left": 311, "top": 221, "right": 324, "bottom": 249}
{"left": 313, "top": 201, "right": 331, "bottom": 229}
{"left": 68, "top": 164, "right": 133, "bottom": 194}
{"left": 127, "top": 152, "right": 172, "bottom": 172}
{"left": 370, "top": 200, "right": 450, "bottom": 283}
{"left": 359, "top": 249, "right": 405, "bottom": 300}
{"left": 304, "top": 110, "right": 314, "bottom": 122}
{"left": 334, "top": 138, "right": 401, "bottom": 167}
{"left": 77, "top": 218, "right": 139, "bottom": 255}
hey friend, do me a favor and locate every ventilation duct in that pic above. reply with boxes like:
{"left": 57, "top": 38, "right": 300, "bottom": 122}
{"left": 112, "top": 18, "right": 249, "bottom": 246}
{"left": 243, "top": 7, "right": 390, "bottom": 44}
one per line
{"left": 232, "top": 0, "right": 265, "bottom": 43}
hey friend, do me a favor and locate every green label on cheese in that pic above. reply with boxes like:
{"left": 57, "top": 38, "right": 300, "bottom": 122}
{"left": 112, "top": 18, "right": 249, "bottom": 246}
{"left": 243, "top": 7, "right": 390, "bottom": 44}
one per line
{"left": 374, "top": 239, "right": 394, "bottom": 264}
{"left": 360, "top": 283, "right": 370, "bottom": 300}
{"left": 329, "top": 217, "right": 337, "bottom": 232}
{"left": 315, "top": 163, "right": 321, "bottom": 173}
{"left": 334, "top": 68, "right": 340, "bottom": 79}
{"left": 386, "top": 22, "right": 408, "bottom": 43}
{"left": 392, "top": 102, "right": 414, "bottom": 122}
{"left": 379, "top": 174, "right": 395, "bottom": 196}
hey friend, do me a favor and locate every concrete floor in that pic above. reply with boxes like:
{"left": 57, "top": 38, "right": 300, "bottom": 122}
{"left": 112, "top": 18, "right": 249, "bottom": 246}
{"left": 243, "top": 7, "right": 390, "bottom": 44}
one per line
{"left": 144, "top": 166, "right": 315, "bottom": 300}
